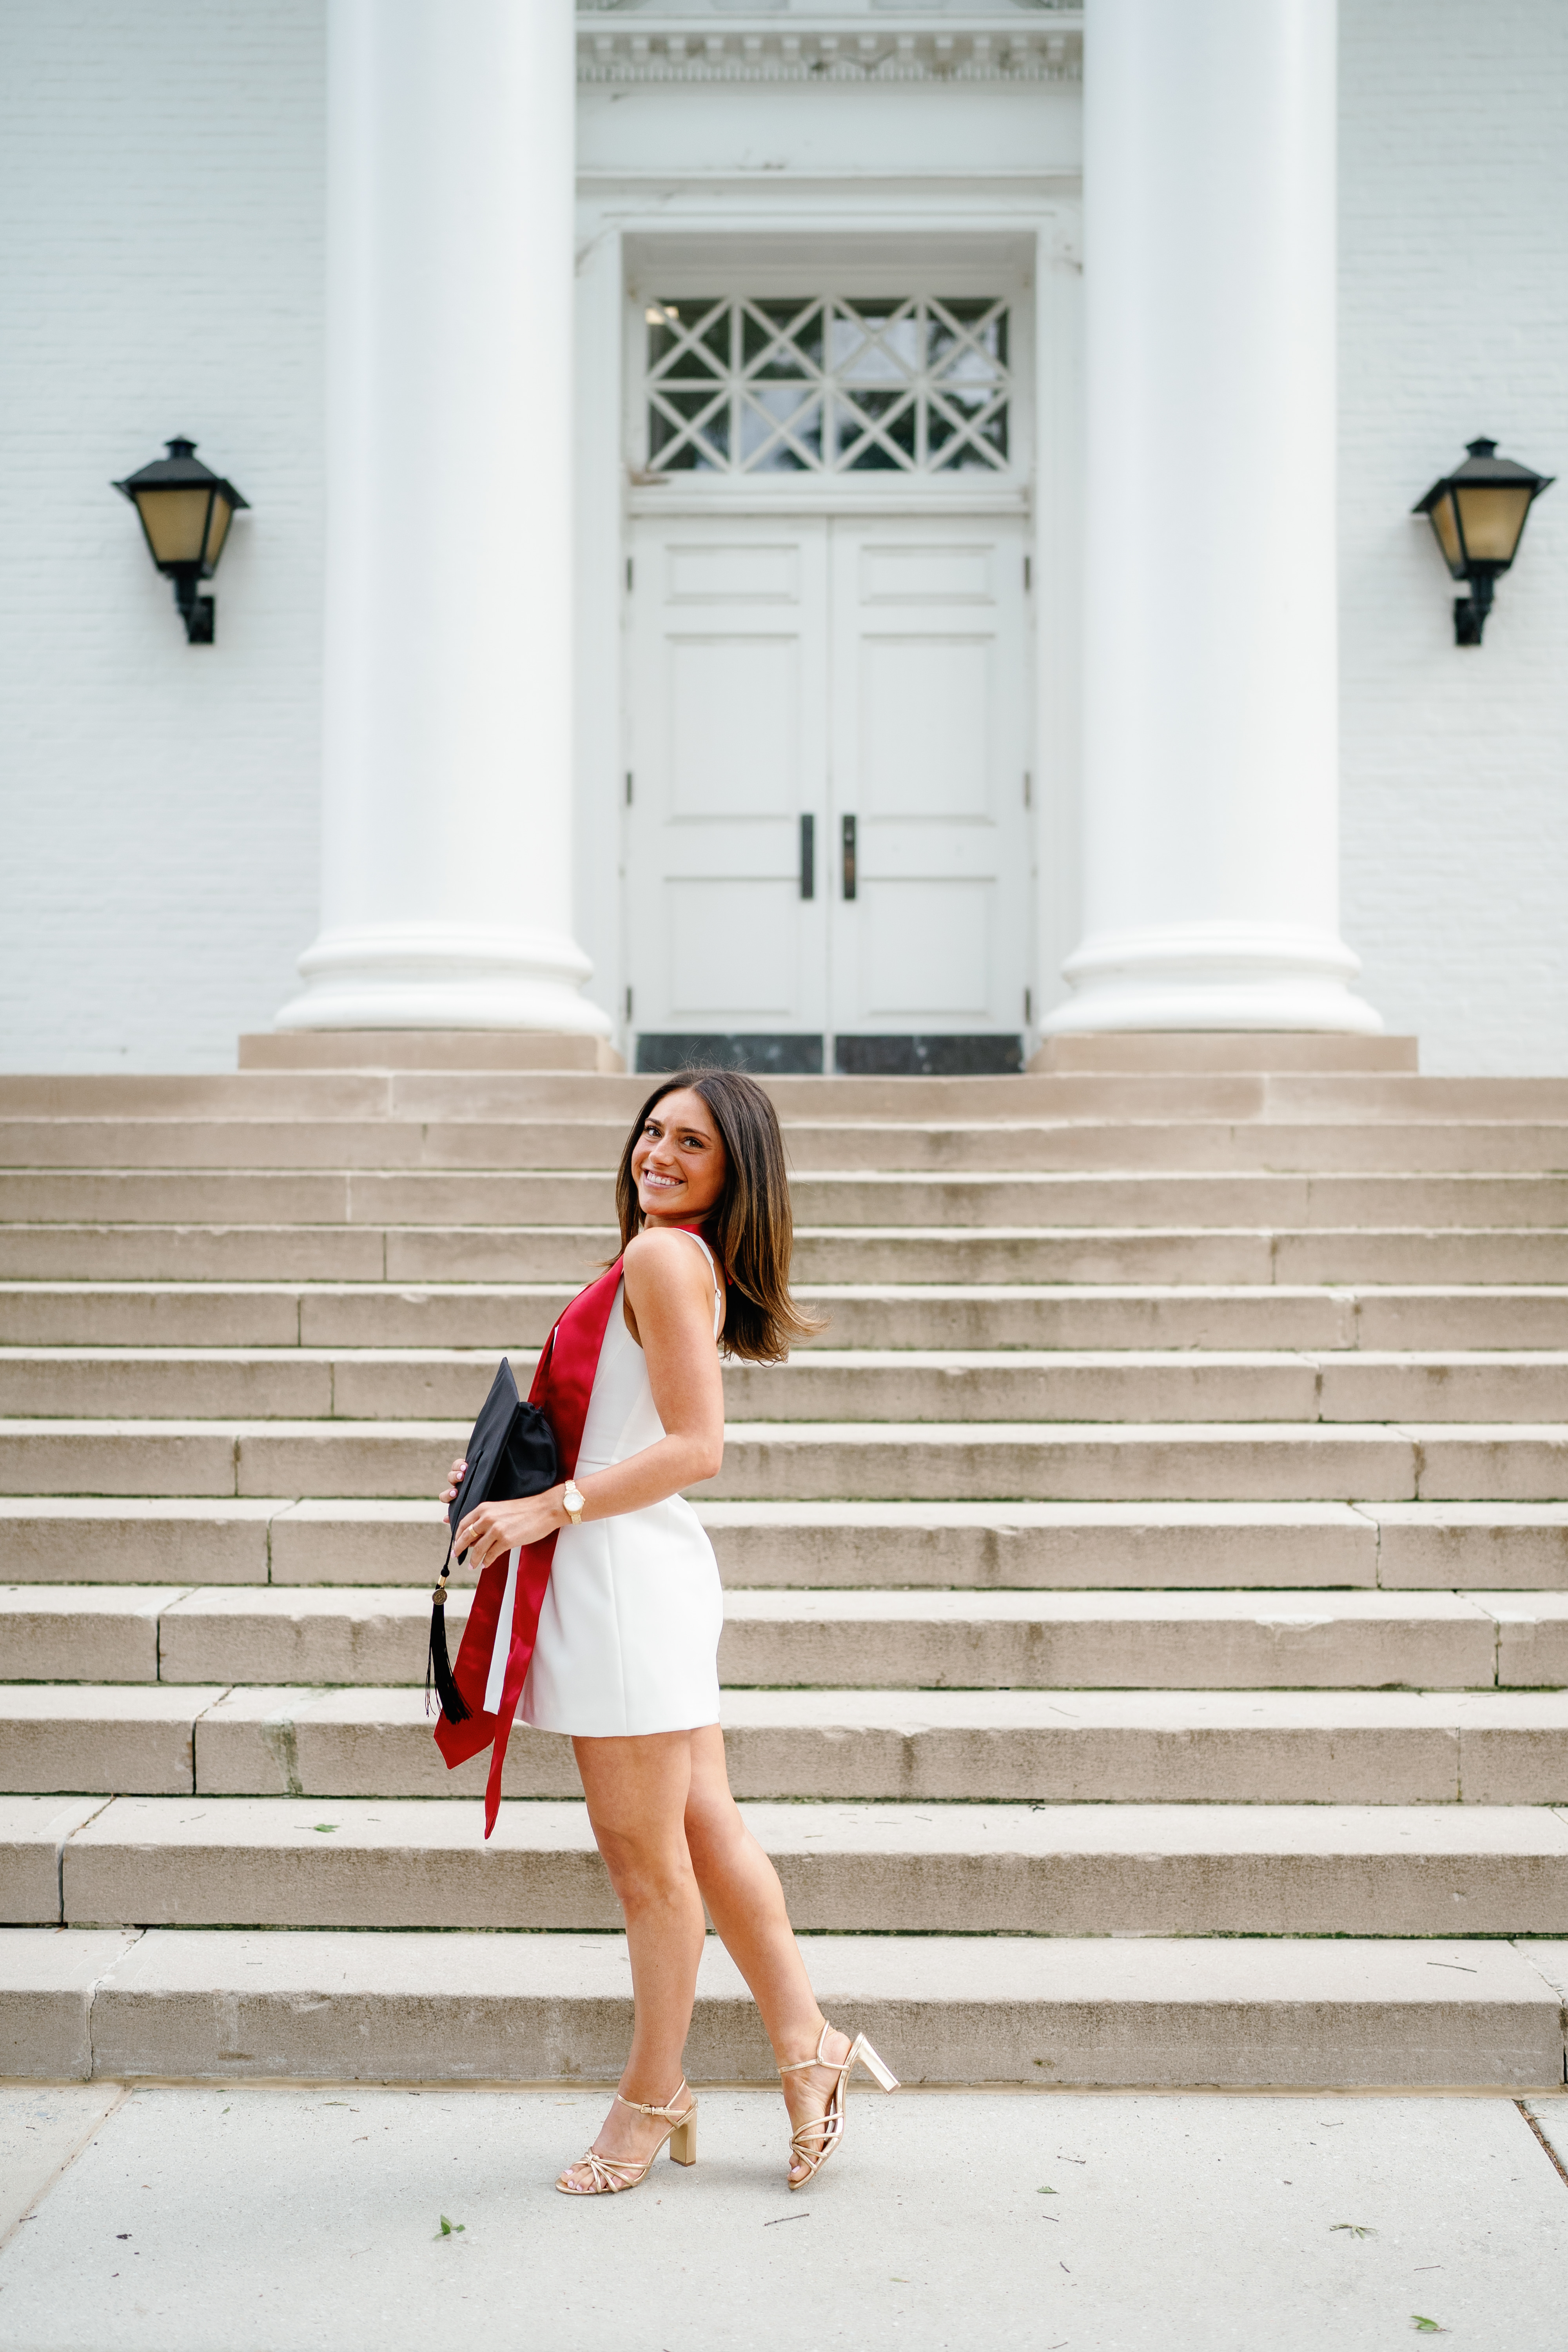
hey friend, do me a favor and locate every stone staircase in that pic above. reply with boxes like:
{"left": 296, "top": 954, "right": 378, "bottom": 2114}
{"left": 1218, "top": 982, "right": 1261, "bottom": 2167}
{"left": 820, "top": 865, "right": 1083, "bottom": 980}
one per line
{"left": 4, "top": 1029, "right": 1568, "bottom": 2090}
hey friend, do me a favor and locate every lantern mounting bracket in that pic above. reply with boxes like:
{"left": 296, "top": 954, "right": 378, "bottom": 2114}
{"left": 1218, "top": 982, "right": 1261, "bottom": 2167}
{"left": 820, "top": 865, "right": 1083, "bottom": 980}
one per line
{"left": 171, "top": 576, "right": 216, "bottom": 645}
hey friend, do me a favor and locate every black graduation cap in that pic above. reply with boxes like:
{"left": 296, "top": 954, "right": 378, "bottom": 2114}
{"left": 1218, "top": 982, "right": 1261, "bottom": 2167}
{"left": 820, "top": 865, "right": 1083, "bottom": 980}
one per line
{"left": 426, "top": 1359, "right": 559, "bottom": 1724}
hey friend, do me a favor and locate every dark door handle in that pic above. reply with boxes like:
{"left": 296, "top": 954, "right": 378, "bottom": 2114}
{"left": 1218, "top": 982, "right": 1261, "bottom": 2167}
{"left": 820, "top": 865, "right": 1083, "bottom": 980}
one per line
{"left": 799, "top": 813, "right": 815, "bottom": 900}
{"left": 841, "top": 813, "right": 857, "bottom": 901}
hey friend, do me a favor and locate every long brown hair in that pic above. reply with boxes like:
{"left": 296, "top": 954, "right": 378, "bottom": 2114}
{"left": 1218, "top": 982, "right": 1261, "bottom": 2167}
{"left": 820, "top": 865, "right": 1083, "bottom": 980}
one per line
{"left": 614, "top": 1068, "right": 824, "bottom": 1363}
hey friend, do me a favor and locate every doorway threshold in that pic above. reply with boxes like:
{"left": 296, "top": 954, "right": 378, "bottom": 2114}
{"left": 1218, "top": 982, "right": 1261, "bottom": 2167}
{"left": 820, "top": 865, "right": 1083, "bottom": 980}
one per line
{"left": 633, "top": 1033, "right": 1025, "bottom": 1078}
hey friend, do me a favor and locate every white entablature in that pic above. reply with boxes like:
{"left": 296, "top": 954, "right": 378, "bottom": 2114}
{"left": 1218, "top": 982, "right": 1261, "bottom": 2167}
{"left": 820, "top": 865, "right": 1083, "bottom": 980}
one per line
{"left": 577, "top": 12, "right": 1082, "bottom": 86}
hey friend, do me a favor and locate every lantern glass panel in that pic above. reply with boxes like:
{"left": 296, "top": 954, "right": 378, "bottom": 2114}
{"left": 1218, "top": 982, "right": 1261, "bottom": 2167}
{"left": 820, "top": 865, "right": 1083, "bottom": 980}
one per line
{"left": 1428, "top": 491, "right": 1463, "bottom": 575}
{"left": 1454, "top": 483, "right": 1534, "bottom": 565}
{"left": 204, "top": 493, "right": 234, "bottom": 569}
{"left": 136, "top": 486, "right": 215, "bottom": 567}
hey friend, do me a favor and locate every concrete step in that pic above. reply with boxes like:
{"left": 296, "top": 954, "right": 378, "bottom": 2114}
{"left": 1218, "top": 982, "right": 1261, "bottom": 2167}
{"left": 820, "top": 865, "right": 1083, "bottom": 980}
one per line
{"left": 9, "top": 1683, "right": 1568, "bottom": 1804}
{"left": 190, "top": 1686, "right": 1568, "bottom": 1805}
{"left": 699, "top": 1501, "right": 1568, "bottom": 1592}
{"left": 0, "top": 1688, "right": 224, "bottom": 1795}
{"left": 1033, "top": 1034, "right": 1423, "bottom": 1074}
{"left": 9, "top": 1060, "right": 1568, "bottom": 1122}
{"left": 13, "top": 1582, "right": 1568, "bottom": 1691}
{"left": 8, "top": 1495, "right": 1568, "bottom": 1590}
{"left": 7, "top": 1280, "right": 1568, "bottom": 1353}
{"left": 4, "top": 1343, "right": 1566, "bottom": 1425}
{"left": 708, "top": 1423, "right": 1568, "bottom": 1504}
{"left": 8, "top": 1222, "right": 1568, "bottom": 1287}
{"left": 796, "top": 1230, "right": 1568, "bottom": 1287}
{"left": 8, "top": 1116, "right": 1568, "bottom": 1174}
{"left": 5, "top": 1165, "right": 1568, "bottom": 1231}
{"left": 14, "top": 1793, "right": 1568, "bottom": 1934}
{"left": 7, "top": 1923, "right": 1563, "bottom": 2088}
{"left": 237, "top": 1029, "right": 625, "bottom": 1074}
{"left": 3, "top": 1416, "right": 1566, "bottom": 1500}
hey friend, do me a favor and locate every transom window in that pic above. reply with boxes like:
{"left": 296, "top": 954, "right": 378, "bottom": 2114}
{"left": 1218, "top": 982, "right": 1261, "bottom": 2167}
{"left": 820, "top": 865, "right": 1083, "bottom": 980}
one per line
{"left": 644, "top": 295, "right": 1011, "bottom": 475}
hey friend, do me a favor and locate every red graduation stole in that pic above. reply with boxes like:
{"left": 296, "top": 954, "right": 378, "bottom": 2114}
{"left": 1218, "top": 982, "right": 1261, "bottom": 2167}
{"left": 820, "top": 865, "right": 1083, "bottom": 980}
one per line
{"left": 433, "top": 1252, "right": 625, "bottom": 1837}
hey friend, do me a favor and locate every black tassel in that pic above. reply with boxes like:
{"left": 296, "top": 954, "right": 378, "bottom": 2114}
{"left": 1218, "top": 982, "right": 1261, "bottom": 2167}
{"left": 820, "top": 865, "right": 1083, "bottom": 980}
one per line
{"left": 425, "top": 1558, "right": 471, "bottom": 1724}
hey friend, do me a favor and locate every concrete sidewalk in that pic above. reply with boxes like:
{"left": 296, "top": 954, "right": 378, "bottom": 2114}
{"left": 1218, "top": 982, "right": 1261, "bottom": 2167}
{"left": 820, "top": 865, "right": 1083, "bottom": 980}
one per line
{"left": 2, "top": 2085, "right": 1567, "bottom": 2351}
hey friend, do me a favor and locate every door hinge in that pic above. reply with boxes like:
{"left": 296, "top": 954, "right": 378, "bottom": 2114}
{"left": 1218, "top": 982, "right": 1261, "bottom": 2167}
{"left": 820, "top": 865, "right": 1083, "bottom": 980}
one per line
{"left": 841, "top": 813, "right": 857, "bottom": 901}
{"left": 625, "top": 771, "right": 634, "bottom": 806}
{"left": 1024, "top": 554, "right": 1032, "bottom": 592}
{"left": 626, "top": 557, "right": 634, "bottom": 593}
{"left": 1023, "top": 770, "right": 1032, "bottom": 809}
{"left": 1024, "top": 986, "right": 1033, "bottom": 1025}
{"left": 624, "top": 985, "right": 633, "bottom": 1022}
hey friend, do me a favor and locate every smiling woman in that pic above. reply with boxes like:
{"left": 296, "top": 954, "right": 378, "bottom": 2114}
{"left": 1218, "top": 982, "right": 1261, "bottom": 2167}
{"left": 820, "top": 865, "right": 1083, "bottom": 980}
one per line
{"left": 436, "top": 1069, "right": 896, "bottom": 2201}
{"left": 615, "top": 1069, "right": 821, "bottom": 1363}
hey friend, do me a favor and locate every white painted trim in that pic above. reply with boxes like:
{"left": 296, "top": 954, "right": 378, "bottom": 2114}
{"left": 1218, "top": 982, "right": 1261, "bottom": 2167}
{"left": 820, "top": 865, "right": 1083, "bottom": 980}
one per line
{"left": 581, "top": 173, "right": 1081, "bottom": 196}
{"left": 577, "top": 176, "right": 1079, "bottom": 1060}
{"left": 574, "top": 223, "right": 627, "bottom": 1044}
{"left": 1031, "top": 211, "right": 1083, "bottom": 1037}
{"left": 629, "top": 488, "right": 1030, "bottom": 517}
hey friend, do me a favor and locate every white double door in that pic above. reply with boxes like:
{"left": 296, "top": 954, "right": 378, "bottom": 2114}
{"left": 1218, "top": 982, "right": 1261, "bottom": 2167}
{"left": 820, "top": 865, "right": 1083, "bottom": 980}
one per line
{"left": 624, "top": 513, "right": 1031, "bottom": 1051}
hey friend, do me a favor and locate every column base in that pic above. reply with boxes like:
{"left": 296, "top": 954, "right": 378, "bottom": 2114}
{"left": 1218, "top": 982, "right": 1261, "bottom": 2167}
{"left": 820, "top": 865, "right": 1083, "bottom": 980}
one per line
{"left": 1042, "top": 923, "right": 1382, "bottom": 1037}
{"left": 274, "top": 923, "right": 614, "bottom": 1036}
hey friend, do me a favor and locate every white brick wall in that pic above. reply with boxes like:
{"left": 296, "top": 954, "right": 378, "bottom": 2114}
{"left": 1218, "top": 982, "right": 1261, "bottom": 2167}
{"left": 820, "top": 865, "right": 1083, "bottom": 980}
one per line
{"left": 1339, "top": 0, "right": 1568, "bottom": 1073}
{"left": 0, "top": 0, "right": 324, "bottom": 1072}
{"left": 1, "top": 1, "right": 1564, "bottom": 1073}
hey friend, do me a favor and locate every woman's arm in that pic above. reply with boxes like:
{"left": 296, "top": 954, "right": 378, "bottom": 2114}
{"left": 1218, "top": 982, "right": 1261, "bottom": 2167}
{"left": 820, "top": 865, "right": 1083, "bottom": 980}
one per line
{"left": 447, "top": 1227, "right": 724, "bottom": 1571}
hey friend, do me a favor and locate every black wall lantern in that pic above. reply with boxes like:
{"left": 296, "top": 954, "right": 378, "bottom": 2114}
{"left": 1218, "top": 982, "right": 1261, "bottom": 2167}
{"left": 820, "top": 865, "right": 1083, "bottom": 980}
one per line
{"left": 1413, "top": 437, "right": 1553, "bottom": 646}
{"left": 113, "top": 437, "right": 249, "bottom": 644}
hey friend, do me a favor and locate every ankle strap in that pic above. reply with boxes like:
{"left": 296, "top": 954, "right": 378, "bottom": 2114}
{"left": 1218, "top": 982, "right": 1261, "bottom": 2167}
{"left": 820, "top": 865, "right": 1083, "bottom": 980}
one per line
{"left": 777, "top": 2022, "right": 833, "bottom": 2077}
{"left": 615, "top": 2080, "right": 690, "bottom": 2121}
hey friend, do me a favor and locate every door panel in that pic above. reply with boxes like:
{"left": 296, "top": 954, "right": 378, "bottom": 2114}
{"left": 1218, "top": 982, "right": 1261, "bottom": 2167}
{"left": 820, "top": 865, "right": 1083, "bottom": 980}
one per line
{"left": 858, "top": 635, "right": 993, "bottom": 820}
{"left": 862, "top": 877, "right": 993, "bottom": 1018}
{"left": 668, "top": 635, "right": 800, "bottom": 818}
{"left": 626, "top": 519, "right": 828, "bottom": 1038}
{"left": 666, "top": 877, "right": 801, "bottom": 1017}
{"left": 828, "top": 517, "right": 1029, "bottom": 1036}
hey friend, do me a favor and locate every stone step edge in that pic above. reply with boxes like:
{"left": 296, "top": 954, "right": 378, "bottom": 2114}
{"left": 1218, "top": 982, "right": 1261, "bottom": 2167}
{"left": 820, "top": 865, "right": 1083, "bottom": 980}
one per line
{"left": 14, "top": 1796, "right": 1568, "bottom": 1938}
{"left": 4, "top": 1499, "right": 1568, "bottom": 1600}
{"left": 6, "top": 1587, "right": 1564, "bottom": 1693}
{"left": 7, "top": 1496, "right": 1566, "bottom": 1519}
{"left": 5, "top": 1416, "right": 1566, "bottom": 1436}
{"left": 8, "top": 1579, "right": 1560, "bottom": 1617}
{"left": 7, "top": 1345, "right": 1568, "bottom": 1366}
{"left": 9, "top": 1222, "right": 1568, "bottom": 1241}
{"left": 6, "top": 1926, "right": 1566, "bottom": 2089}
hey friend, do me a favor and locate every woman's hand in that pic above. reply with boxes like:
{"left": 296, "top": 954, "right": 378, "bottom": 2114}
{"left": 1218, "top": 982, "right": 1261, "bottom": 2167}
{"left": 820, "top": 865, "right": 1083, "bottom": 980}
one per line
{"left": 454, "top": 1487, "right": 566, "bottom": 1572}
{"left": 438, "top": 1455, "right": 468, "bottom": 1509}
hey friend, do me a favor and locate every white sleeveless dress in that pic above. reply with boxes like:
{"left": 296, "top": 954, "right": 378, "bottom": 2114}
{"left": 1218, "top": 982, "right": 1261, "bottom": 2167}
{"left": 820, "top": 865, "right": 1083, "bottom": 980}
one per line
{"left": 512, "top": 1230, "right": 725, "bottom": 1739}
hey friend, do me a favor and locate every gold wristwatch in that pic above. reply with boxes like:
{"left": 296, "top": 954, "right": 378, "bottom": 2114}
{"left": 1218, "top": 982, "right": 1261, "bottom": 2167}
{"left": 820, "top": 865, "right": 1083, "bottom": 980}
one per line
{"left": 562, "top": 1479, "right": 585, "bottom": 1524}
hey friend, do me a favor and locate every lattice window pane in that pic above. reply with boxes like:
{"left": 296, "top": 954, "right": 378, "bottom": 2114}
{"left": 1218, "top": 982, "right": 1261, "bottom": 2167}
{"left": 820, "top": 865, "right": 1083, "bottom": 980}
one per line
{"left": 642, "top": 295, "right": 1013, "bottom": 477}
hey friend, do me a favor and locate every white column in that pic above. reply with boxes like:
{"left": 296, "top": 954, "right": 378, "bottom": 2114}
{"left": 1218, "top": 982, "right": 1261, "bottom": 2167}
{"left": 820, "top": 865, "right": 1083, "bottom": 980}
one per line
{"left": 276, "top": 0, "right": 609, "bottom": 1035}
{"left": 1045, "top": 0, "right": 1379, "bottom": 1035}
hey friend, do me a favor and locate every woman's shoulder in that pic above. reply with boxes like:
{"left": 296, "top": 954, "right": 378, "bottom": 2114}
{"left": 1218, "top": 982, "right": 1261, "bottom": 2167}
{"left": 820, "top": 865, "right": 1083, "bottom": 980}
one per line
{"left": 624, "top": 1225, "right": 720, "bottom": 1286}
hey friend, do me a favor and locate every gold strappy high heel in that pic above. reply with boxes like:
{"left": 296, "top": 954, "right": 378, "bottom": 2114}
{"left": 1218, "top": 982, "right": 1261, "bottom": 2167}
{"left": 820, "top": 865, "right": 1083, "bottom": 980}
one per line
{"left": 554, "top": 2081, "right": 697, "bottom": 2196}
{"left": 778, "top": 2022, "right": 898, "bottom": 2189}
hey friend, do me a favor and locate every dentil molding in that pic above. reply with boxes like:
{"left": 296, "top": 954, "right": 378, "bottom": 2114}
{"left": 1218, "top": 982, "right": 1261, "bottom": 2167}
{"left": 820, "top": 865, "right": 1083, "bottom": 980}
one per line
{"left": 578, "top": 13, "right": 1082, "bottom": 84}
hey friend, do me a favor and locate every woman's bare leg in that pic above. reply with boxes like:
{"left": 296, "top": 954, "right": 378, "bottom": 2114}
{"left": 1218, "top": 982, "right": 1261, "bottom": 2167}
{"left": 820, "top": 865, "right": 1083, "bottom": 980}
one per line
{"left": 566, "top": 1730, "right": 706, "bottom": 2185}
{"left": 681, "top": 1725, "right": 853, "bottom": 2184}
